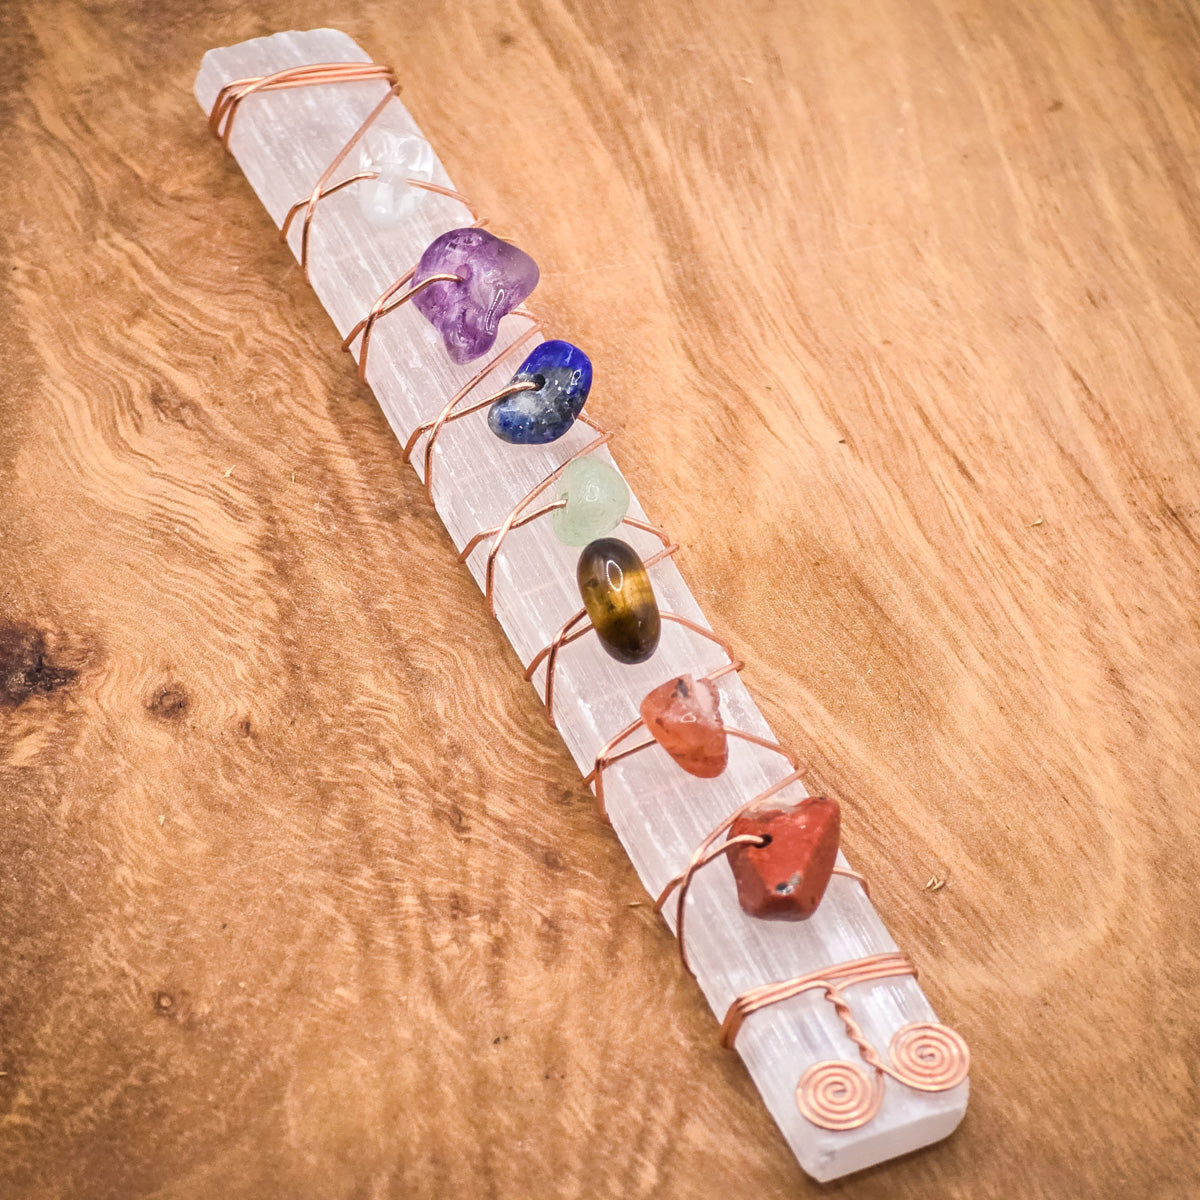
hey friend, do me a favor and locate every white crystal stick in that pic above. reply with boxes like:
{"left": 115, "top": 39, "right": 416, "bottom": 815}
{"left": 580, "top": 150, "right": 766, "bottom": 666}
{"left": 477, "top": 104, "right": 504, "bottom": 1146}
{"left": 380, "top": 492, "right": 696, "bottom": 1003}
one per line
{"left": 194, "top": 30, "right": 968, "bottom": 1181}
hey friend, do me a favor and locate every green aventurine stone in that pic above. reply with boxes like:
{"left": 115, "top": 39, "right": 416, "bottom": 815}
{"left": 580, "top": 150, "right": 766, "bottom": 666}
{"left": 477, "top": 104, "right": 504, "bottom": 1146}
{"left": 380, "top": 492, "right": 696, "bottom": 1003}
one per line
{"left": 552, "top": 458, "right": 631, "bottom": 547}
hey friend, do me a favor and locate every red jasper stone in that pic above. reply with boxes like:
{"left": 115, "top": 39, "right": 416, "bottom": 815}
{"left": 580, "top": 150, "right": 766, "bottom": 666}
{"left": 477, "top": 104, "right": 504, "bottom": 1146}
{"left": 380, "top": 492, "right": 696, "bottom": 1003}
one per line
{"left": 726, "top": 797, "right": 841, "bottom": 920}
{"left": 639, "top": 674, "right": 727, "bottom": 778}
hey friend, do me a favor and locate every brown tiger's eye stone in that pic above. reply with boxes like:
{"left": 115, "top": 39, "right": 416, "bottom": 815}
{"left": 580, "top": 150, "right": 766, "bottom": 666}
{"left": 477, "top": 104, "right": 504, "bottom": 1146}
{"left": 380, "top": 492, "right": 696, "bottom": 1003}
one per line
{"left": 639, "top": 674, "right": 727, "bottom": 778}
{"left": 576, "top": 537, "right": 661, "bottom": 664}
{"left": 726, "top": 797, "right": 841, "bottom": 920}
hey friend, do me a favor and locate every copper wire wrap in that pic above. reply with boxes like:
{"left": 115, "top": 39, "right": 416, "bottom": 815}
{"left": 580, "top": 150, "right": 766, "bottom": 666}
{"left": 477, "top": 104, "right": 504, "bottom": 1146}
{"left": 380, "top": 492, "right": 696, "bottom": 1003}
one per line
{"left": 719, "top": 951, "right": 970, "bottom": 1131}
{"left": 591, "top": 665, "right": 867, "bottom": 824}
{"left": 456, "top": 456, "right": 674, "bottom": 619}
{"left": 651, "top": 767, "right": 827, "bottom": 977}
{"left": 401, "top": 322, "right": 547, "bottom": 503}
{"left": 522, "top": 590, "right": 752, "bottom": 732}
{"left": 278, "top": 85, "right": 482, "bottom": 280}
{"left": 209, "top": 62, "right": 397, "bottom": 151}
{"left": 283, "top": 174, "right": 480, "bottom": 282}
{"left": 209, "top": 62, "right": 487, "bottom": 369}
{"left": 652, "top": 772, "right": 871, "bottom": 978}
{"left": 342, "top": 265, "right": 471, "bottom": 383}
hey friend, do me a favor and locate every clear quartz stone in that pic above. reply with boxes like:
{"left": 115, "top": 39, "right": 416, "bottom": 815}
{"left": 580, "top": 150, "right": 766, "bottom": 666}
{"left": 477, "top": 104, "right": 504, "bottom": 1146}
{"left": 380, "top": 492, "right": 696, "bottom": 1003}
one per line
{"left": 357, "top": 125, "right": 436, "bottom": 226}
{"left": 193, "top": 30, "right": 968, "bottom": 1182}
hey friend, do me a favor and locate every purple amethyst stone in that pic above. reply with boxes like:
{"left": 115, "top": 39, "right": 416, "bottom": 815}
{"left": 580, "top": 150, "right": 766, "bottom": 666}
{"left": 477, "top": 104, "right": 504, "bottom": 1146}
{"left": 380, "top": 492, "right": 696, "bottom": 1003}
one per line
{"left": 411, "top": 228, "right": 539, "bottom": 365}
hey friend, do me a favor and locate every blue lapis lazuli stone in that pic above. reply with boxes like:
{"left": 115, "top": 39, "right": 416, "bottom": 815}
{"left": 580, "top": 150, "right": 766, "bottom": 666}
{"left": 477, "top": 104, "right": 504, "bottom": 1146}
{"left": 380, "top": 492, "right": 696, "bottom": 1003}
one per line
{"left": 487, "top": 340, "right": 592, "bottom": 445}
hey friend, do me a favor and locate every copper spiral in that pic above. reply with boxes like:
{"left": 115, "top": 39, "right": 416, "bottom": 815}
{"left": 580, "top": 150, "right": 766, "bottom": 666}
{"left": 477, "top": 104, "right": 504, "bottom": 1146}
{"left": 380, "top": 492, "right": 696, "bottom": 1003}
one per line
{"left": 796, "top": 1061, "right": 884, "bottom": 1131}
{"left": 887, "top": 1022, "right": 970, "bottom": 1092}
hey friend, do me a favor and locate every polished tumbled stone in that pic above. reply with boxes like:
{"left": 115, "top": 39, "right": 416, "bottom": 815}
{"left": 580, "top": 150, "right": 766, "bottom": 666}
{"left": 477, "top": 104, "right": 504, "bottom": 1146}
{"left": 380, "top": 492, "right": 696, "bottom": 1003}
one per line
{"left": 552, "top": 458, "right": 630, "bottom": 546}
{"left": 488, "top": 340, "right": 592, "bottom": 444}
{"left": 639, "top": 674, "right": 727, "bottom": 777}
{"left": 577, "top": 537, "right": 661, "bottom": 665}
{"left": 727, "top": 797, "right": 841, "bottom": 920}
{"left": 412, "top": 228, "right": 538, "bottom": 364}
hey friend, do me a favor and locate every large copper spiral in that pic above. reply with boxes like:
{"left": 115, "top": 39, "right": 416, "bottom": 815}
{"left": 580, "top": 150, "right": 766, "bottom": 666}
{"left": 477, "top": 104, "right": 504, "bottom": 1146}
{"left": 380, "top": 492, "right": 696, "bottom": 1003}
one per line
{"left": 796, "top": 1061, "right": 884, "bottom": 1131}
{"left": 887, "top": 1022, "right": 970, "bottom": 1092}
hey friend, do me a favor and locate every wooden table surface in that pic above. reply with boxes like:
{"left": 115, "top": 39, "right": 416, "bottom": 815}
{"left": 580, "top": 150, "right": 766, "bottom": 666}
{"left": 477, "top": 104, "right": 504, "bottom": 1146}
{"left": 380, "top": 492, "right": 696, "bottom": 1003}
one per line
{"left": 2, "top": 1, "right": 1198, "bottom": 1197}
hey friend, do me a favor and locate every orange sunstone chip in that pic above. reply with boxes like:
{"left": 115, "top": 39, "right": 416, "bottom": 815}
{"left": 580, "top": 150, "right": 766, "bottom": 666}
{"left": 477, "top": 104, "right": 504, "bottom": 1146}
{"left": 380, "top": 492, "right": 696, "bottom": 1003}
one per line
{"left": 639, "top": 674, "right": 728, "bottom": 778}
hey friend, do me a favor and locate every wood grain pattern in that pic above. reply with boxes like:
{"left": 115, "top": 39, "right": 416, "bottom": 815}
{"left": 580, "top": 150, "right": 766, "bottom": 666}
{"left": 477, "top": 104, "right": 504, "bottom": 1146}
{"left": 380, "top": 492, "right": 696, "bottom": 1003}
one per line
{"left": 2, "top": 1, "right": 1198, "bottom": 1196}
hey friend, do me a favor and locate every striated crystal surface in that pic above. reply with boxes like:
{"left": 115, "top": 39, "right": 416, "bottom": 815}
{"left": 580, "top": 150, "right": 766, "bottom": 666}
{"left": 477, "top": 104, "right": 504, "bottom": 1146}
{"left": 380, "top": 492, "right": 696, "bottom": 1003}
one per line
{"left": 639, "top": 673, "right": 727, "bottom": 778}
{"left": 729, "top": 798, "right": 841, "bottom": 920}
{"left": 412, "top": 227, "right": 538, "bottom": 363}
{"left": 552, "top": 458, "right": 629, "bottom": 546}
{"left": 489, "top": 340, "right": 591, "bottom": 444}
{"left": 194, "top": 30, "right": 968, "bottom": 1181}
{"left": 576, "top": 537, "right": 661, "bottom": 664}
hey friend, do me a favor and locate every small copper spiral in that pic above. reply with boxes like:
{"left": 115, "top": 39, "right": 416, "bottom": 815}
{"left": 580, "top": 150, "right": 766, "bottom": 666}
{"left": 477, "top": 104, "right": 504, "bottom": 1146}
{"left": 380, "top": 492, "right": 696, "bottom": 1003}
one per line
{"left": 796, "top": 1061, "right": 884, "bottom": 1131}
{"left": 887, "top": 1022, "right": 970, "bottom": 1092}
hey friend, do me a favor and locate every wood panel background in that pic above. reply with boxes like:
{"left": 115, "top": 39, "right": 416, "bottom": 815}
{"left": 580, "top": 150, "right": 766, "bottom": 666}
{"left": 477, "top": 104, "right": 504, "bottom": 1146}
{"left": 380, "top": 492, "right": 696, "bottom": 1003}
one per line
{"left": 1, "top": 1, "right": 1198, "bottom": 1197}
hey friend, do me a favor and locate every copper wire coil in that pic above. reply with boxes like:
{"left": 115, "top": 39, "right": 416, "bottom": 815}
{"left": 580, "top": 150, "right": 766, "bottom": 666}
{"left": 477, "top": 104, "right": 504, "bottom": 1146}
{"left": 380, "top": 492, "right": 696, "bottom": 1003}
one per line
{"left": 796, "top": 1061, "right": 884, "bottom": 1131}
{"left": 210, "top": 62, "right": 396, "bottom": 150}
{"left": 887, "top": 1022, "right": 970, "bottom": 1092}
{"left": 721, "top": 951, "right": 917, "bottom": 1048}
